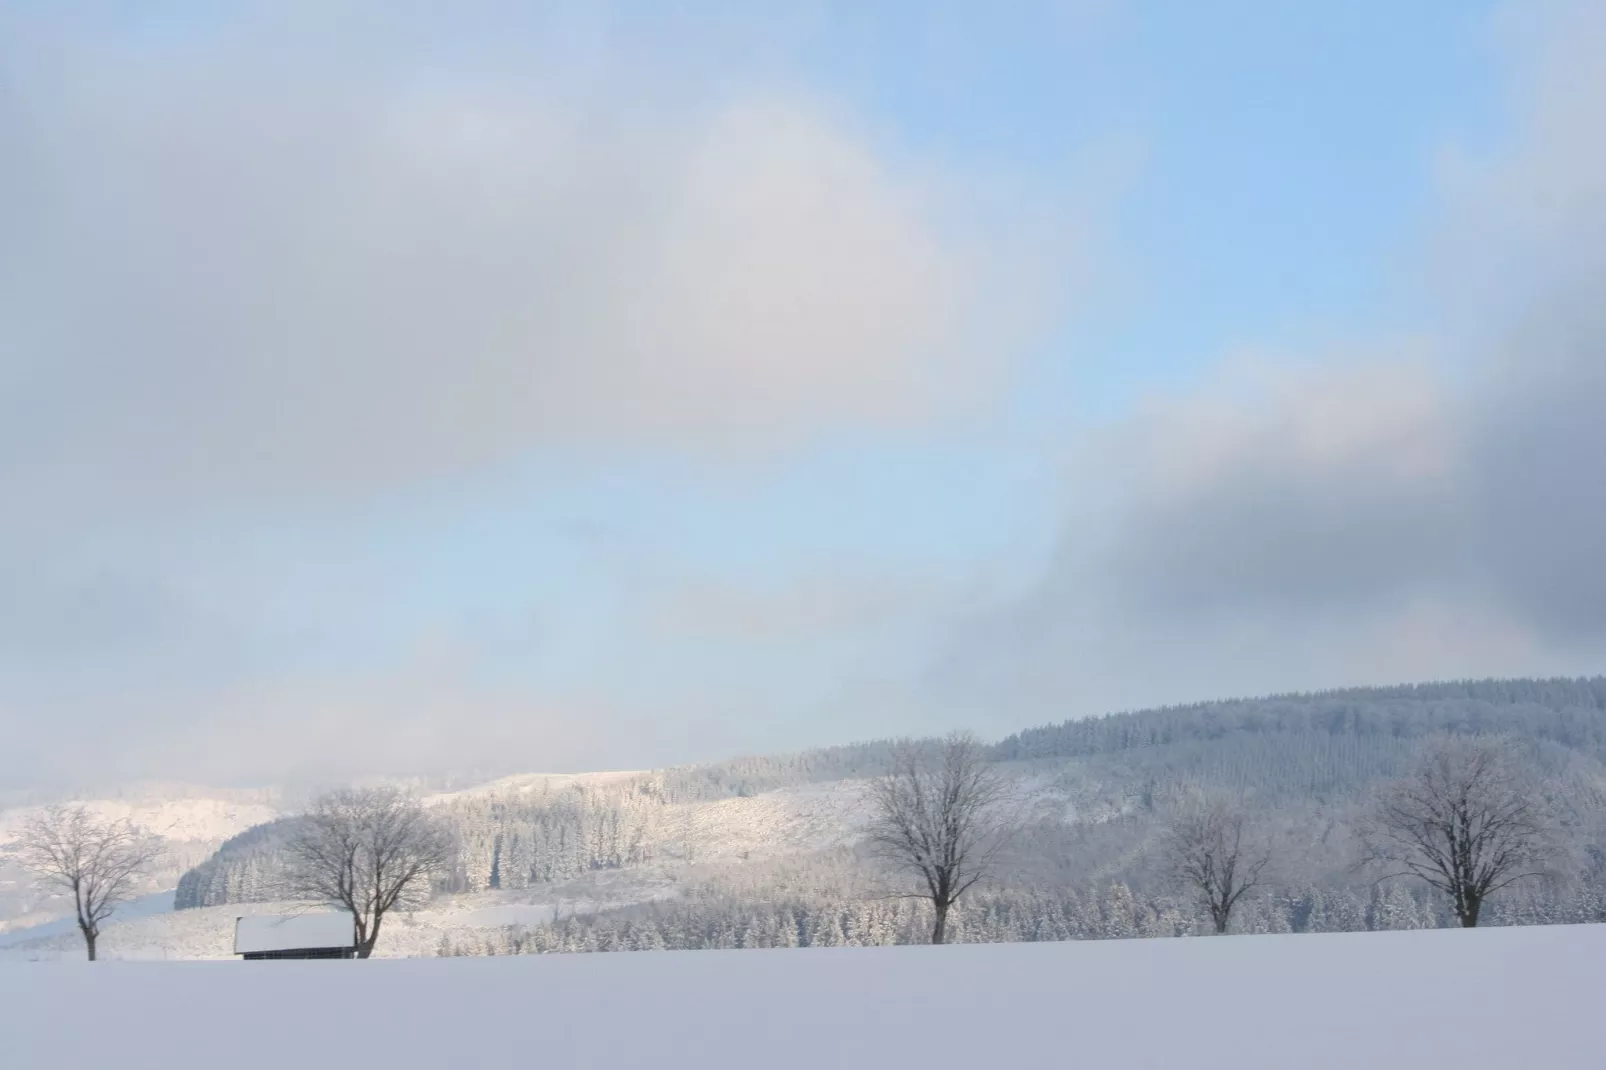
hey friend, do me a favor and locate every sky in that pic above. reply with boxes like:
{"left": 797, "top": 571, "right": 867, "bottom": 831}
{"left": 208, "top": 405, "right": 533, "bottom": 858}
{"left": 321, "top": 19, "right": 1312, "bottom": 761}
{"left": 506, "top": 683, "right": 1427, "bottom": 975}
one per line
{"left": 2, "top": 0, "right": 1603, "bottom": 789}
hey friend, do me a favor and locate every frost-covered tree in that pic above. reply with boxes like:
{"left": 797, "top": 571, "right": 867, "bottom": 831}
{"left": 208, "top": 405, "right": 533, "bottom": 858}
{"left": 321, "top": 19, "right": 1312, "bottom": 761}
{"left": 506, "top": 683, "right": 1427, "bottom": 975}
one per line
{"left": 1100, "top": 882, "right": 1139, "bottom": 939}
{"left": 864, "top": 733, "right": 1017, "bottom": 944}
{"left": 1369, "top": 883, "right": 1433, "bottom": 930}
{"left": 1359, "top": 737, "right": 1553, "bottom": 927}
{"left": 17, "top": 805, "right": 163, "bottom": 960}
{"left": 285, "top": 787, "right": 452, "bottom": 957}
{"left": 1162, "top": 794, "right": 1272, "bottom": 934}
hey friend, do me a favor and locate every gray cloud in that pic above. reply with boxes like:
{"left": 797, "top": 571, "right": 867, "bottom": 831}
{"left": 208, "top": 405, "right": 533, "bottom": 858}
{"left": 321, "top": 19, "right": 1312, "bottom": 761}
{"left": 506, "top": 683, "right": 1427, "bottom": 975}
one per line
{"left": 938, "top": 0, "right": 1606, "bottom": 724}
{"left": 1463, "top": 300, "right": 1606, "bottom": 638}
{"left": 1089, "top": 354, "right": 1465, "bottom": 619}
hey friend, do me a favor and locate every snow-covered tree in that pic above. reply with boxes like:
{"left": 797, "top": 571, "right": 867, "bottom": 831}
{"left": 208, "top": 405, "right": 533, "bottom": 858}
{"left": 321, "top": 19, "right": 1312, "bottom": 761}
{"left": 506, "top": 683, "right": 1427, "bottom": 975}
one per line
{"left": 285, "top": 787, "right": 452, "bottom": 957}
{"left": 1359, "top": 737, "right": 1554, "bottom": 927}
{"left": 865, "top": 733, "right": 1018, "bottom": 944}
{"left": 16, "top": 805, "right": 163, "bottom": 961}
{"left": 1162, "top": 793, "right": 1272, "bottom": 934}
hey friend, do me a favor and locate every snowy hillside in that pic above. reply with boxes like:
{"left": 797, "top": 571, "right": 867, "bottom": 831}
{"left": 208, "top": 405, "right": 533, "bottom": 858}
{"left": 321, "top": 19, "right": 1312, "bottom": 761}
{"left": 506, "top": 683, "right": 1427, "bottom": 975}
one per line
{"left": 9, "top": 677, "right": 1606, "bottom": 959}
{"left": 4, "top": 924, "right": 1600, "bottom": 1069}
{"left": 0, "top": 787, "right": 282, "bottom": 939}
{"left": 421, "top": 769, "right": 649, "bottom": 804}
{"left": 163, "top": 677, "right": 1606, "bottom": 954}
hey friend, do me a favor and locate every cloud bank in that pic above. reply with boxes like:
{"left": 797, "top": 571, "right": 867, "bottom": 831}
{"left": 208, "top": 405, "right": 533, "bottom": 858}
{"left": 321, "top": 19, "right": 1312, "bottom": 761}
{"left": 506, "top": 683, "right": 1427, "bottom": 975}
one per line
{"left": 941, "top": 0, "right": 1606, "bottom": 727}
{"left": 0, "top": 9, "right": 1055, "bottom": 529}
{"left": 0, "top": 4, "right": 1086, "bottom": 787}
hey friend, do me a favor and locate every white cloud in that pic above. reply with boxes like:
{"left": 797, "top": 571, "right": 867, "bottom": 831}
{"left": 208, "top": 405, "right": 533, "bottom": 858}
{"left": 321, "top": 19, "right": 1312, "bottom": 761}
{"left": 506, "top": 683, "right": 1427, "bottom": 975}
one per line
{"left": 0, "top": 5, "right": 1106, "bottom": 787}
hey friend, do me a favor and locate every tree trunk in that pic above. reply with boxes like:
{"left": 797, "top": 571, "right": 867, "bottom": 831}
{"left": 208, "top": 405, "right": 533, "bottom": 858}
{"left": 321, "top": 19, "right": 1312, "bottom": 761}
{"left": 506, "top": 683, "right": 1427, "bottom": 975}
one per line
{"left": 1211, "top": 909, "right": 1229, "bottom": 935}
{"left": 1458, "top": 896, "right": 1481, "bottom": 928}
{"left": 931, "top": 900, "right": 949, "bottom": 945}
{"left": 82, "top": 926, "right": 97, "bottom": 962}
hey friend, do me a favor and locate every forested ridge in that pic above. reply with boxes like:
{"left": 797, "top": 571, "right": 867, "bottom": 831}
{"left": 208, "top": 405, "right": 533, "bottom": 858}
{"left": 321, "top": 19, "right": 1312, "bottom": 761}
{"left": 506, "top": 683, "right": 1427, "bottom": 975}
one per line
{"left": 995, "top": 678, "right": 1606, "bottom": 762}
{"left": 176, "top": 677, "right": 1606, "bottom": 946}
{"left": 442, "top": 864, "right": 1605, "bottom": 956}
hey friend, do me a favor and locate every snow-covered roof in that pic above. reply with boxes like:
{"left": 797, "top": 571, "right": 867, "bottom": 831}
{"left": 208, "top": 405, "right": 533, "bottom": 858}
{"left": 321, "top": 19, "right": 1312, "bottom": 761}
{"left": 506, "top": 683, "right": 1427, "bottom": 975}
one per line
{"left": 234, "top": 912, "right": 355, "bottom": 954}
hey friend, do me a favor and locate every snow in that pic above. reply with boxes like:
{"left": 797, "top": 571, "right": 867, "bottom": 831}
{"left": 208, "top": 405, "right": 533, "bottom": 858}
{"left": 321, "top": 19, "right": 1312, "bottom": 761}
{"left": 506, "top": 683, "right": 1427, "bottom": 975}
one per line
{"left": 0, "top": 890, "right": 175, "bottom": 950}
{"left": 0, "top": 789, "right": 283, "bottom": 941}
{"left": 421, "top": 770, "right": 648, "bottom": 805}
{"left": 2, "top": 924, "right": 1599, "bottom": 1069}
{"left": 0, "top": 793, "right": 280, "bottom": 847}
{"left": 234, "top": 912, "right": 355, "bottom": 954}
{"left": 668, "top": 781, "right": 867, "bottom": 862}
{"left": 1, "top": 866, "right": 686, "bottom": 961}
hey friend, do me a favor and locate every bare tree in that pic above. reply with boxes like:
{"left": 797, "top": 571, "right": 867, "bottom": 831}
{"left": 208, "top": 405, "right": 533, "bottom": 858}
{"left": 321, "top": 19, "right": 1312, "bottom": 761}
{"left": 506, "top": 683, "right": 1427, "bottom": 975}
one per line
{"left": 1163, "top": 794, "right": 1271, "bottom": 934}
{"left": 1359, "top": 736, "right": 1552, "bottom": 927}
{"left": 864, "top": 733, "right": 1016, "bottom": 945}
{"left": 284, "top": 787, "right": 452, "bottom": 958}
{"left": 17, "top": 805, "right": 163, "bottom": 960}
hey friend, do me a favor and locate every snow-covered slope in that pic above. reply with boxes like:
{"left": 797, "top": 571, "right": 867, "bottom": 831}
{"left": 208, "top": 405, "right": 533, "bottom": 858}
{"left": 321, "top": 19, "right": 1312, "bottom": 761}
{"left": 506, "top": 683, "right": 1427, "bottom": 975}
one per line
{"left": 0, "top": 787, "right": 282, "bottom": 938}
{"left": 4, "top": 924, "right": 1599, "bottom": 1069}
{"left": 665, "top": 781, "right": 868, "bottom": 863}
{"left": 421, "top": 769, "right": 648, "bottom": 804}
{"left": 1, "top": 775, "right": 868, "bottom": 959}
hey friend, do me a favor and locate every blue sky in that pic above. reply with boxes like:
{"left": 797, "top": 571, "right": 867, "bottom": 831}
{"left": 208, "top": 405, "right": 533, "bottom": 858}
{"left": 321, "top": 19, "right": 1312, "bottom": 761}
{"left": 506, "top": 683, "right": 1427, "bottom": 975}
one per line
{"left": 2, "top": 0, "right": 1602, "bottom": 787}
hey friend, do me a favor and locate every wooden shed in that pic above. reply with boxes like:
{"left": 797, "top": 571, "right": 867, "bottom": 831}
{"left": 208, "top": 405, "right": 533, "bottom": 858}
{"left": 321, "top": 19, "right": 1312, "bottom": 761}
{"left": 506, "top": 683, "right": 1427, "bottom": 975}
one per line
{"left": 234, "top": 912, "right": 357, "bottom": 960}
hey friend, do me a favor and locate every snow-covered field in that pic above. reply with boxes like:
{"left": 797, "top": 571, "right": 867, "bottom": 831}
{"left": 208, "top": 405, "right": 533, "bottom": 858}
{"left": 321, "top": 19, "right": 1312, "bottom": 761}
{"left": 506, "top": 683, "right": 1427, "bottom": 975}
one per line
{"left": 2, "top": 924, "right": 1598, "bottom": 1069}
{"left": 0, "top": 865, "right": 685, "bottom": 961}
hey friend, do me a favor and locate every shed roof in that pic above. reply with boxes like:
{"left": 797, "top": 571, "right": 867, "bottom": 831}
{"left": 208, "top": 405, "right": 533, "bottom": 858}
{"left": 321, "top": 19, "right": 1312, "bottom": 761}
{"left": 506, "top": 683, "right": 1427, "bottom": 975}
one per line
{"left": 234, "top": 912, "right": 356, "bottom": 955}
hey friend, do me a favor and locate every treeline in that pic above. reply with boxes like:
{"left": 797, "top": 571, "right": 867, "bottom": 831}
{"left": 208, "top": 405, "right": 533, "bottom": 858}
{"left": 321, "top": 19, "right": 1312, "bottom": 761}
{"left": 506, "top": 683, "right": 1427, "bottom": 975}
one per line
{"left": 439, "top": 876, "right": 1606, "bottom": 957}
{"left": 653, "top": 742, "right": 903, "bottom": 803}
{"left": 437, "top": 839, "right": 1606, "bottom": 957}
{"left": 437, "top": 781, "right": 662, "bottom": 892}
{"left": 174, "top": 817, "right": 302, "bottom": 909}
{"left": 996, "top": 677, "right": 1606, "bottom": 764}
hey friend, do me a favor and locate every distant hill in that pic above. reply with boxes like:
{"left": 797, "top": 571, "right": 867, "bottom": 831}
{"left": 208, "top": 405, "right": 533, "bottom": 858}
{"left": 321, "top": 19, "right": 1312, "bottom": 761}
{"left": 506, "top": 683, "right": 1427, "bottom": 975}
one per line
{"left": 994, "top": 677, "right": 1606, "bottom": 766}
{"left": 165, "top": 676, "right": 1606, "bottom": 953}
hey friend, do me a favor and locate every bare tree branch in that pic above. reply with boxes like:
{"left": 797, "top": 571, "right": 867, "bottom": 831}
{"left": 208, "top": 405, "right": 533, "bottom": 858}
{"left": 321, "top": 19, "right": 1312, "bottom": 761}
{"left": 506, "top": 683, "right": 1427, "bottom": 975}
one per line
{"left": 16, "top": 805, "right": 164, "bottom": 961}
{"left": 1357, "top": 736, "right": 1554, "bottom": 927}
{"left": 1162, "top": 793, "right": 1272, "bottom": 934}
{"left": 862, "top": 732, "right": 1019, "bottom": 945}
{"left": 284, "top": 787, "right": 452, "bottom": 958}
